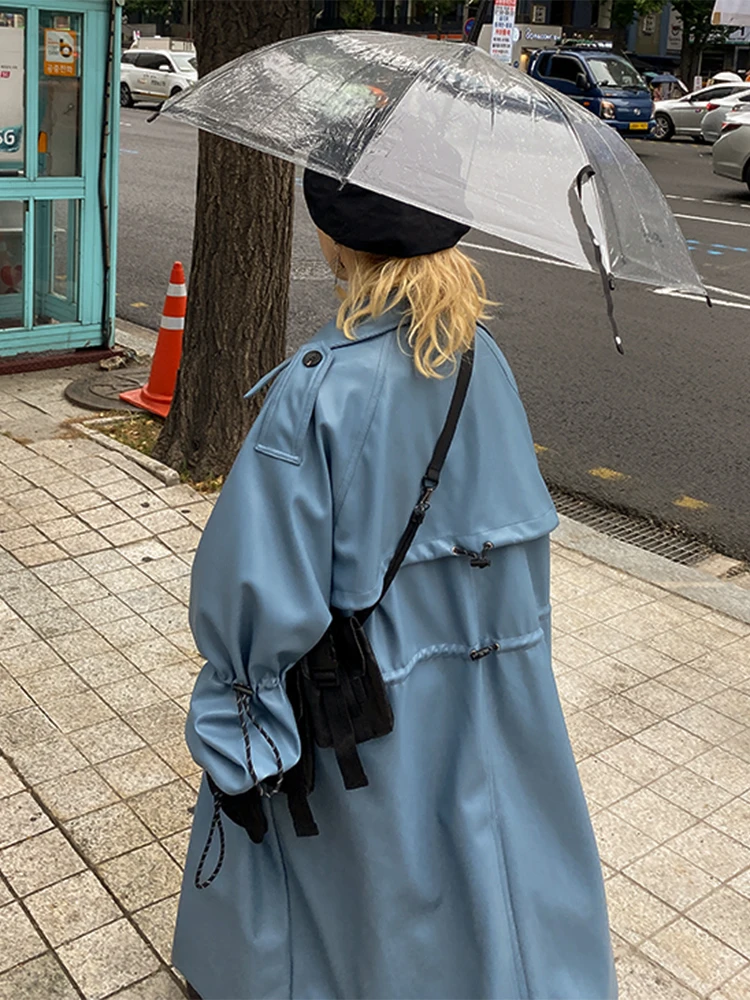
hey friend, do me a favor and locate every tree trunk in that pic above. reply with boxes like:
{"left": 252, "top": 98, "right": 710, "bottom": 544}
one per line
{"left": 153, "top": 0, "right": 309, "bottom": 481}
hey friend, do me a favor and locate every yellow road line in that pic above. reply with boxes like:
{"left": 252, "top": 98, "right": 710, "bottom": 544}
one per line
{"left": 534, "top": 443, "right": 548, "bottom": 455}
{"left": 589, "top": 467, "right": 629, "bottom": 482}
{"left": 674, "top": 495, "right": 710, "bottom": 510}
{"left": 129, "top": 302, "right": 148, "bottom": 308}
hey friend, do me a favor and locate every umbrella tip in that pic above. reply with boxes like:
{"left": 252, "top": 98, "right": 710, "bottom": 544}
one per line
{"left": 146, "top": 109, "right": 161, "bottom": 124}
{"left": 705, "top": 293, "right": 713, "bottom": 308}
{"left": 614, "top": 335, "right": 624, "bottom": 356}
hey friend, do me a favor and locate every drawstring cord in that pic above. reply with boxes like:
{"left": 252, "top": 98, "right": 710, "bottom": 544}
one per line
{"left": 452, "top": 541, "right": 494, "bottom": 568}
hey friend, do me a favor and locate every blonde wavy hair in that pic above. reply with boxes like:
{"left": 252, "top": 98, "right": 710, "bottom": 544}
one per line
{"left": 336, "top": 247, "right": 493, "bottom": 378}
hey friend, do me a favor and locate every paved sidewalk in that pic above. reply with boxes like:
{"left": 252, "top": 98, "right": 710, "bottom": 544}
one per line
{"left": 0, "top": 363, "right": 748, "bottom": 1000}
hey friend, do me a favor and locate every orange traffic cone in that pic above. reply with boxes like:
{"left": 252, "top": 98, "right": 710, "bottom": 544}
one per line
{"left": 120, "top": 262, "right": 187, "bottom": 418}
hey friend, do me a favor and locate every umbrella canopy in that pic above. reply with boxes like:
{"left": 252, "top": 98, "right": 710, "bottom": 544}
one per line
{"left": 161, "top": 32, "right": 705, "bottom": 315}
{"left": 712, "top": 0, "right": 750, "bottom": 27}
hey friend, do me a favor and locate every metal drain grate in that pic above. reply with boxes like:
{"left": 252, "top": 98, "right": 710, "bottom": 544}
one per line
{"left": 548, "top": 486, "right": 713, "bottom": 567}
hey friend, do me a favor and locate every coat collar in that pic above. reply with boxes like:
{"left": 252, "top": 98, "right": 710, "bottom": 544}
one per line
{"left": 310, "top": 306, "right": 406, "bottom": 349}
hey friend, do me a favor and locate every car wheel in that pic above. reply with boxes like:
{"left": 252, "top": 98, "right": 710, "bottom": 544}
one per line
{"left": 120, "top": 82, "right": 133, "bottom": 108}
{"left": 653, "top": 113, "right": 674, "bottom": 141}
{"left": 169, "top": 87, "right": 182, "bottom": 98}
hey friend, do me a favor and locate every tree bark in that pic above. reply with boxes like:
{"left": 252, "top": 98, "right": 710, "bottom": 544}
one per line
{"left": 153, "top": 0, "right": 309, "bottom": 481}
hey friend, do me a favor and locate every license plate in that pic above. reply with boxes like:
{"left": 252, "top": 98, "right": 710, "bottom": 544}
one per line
{"left": 629, "top": 122, "right": 648, "bottom": 130}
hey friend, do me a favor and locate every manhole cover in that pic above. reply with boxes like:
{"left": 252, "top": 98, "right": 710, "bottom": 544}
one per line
{"left": 65, "top": 369, "right": 150, "bottom": 412}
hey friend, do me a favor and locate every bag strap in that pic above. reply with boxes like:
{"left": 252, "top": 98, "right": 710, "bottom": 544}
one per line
{"left": 358, "top": 347, "right": 474, "bottom": 624}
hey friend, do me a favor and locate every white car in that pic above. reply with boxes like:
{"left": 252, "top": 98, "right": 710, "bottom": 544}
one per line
{"left": 653, "top": 82, "right": 750, "bottom": 141}
{"left": 120, "top": 49, "right": 197, "bottom": 107}
{"left": 701, "top": 89, "right": 750, "bottom": 142}
{"left": 712, "top": 110, "right": 750, "bottom": 191}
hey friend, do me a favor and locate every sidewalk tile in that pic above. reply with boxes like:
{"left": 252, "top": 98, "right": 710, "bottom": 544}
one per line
{"left": 120, "top": 637, "right": 186, "bottom": 671}
{"left": 608, "top": 603, "right": 695, "bottom": 642}
{"left": 19, "top": 665, "right": 88, "bottom": 703}
{"left": 78, "top": 596, "right": 134, "bottom": 627}
{"left": 107, "top": 968, "right": 185, "bottom": 999}
{"left": 635, "top": 720, "right": 711, "bottom": 765}
{"left": 686, "top": 747, "right": 750, "bottom": 795}
{"left": 146, "top": 661, "right": 199, "bottom": 699}
{"left": 98, "top": 478, "right": 144, "bottom": 502}
{"left": 167, "top": 629, "right": 200, "bottom": 661}
{"left": 66, "top": 802, "right": 153, "bottom": 864}
{"left": 625, "top": 680, "right": 693, "bottom": 717}
{"left": 139, "top": 510, "right": 189, "bottom": 535}
{"left": 25, "top": 870, "right": 120, "bottom": 946}
{"left": 0, "top": 619, "right": 40, "bottom": 651}
{"left": 722, "top": 730, "right": 750, "bottom": 766}
{"left": 139, "top": 554, "right": 189, "bottom": 584}
{"left": 97, "top": 565, "right": 153, "bottom": 594}
{"left": 37, "top": 516, "right": 87, "bottom": 540}
{"left": 120, "top": 584, "right": 176, "bottom": 615}
{"left": 615, "top": 948, "right": 702, "bottom": 1000}
{"left": 161, "top": 828, "right": 190, "bottom": 868}
{"left": 591, "top": 809, "right": 659, "bottom": 868}
{"left": 642, "top": 917, "right": 745, "bottom": 994}
{"left": 600, "top": 738, "right": 674, "bottom": 783}
{"left": 580, "top": 657, "right": 646, "bottom": 693}
{"left": 100, "top": 521, "right": 153, "bottom": 547}
{"left": 671, "top": 705, "right": 746, "bottom": 745}
{"left": 79, "top": 505, "right": 130, "bottom": 531}
{"left": 568, "top": 584, "right": 654, "bottom": 619}
{"left": 98, "top": 676, "right": 166, "bottom": 715}
{"left": 0, "top": 527, "right": 47, "bottom": 553}
{"left": 36, "top": 769, "right": 119, "bottom": 822}
{"left": 0, "top": 903, "right": 46, "bottom": 974}
{"left": 648, "top": 631, "right": 711, "bottom": 665}
{"left": 153, "top": 738, "right": 200, "bottom": 778}
{"left": 123, "top": 701, "right": 186, "bottom": 745}
{"left": 57, "top": 532, "right": 111, "bottom": 557}
{"left": 26, "top": 607, "right": 85, "bottom": 639}
{"left": 42, "top": 691, "right": 114, "bottom": 734}
{"left": 705, "top": 689, "right": 750, "bottom": 726}
{"left": 141, "top": 604, "right": 188, "bottom": 636}
{"left": 116, "top": 493, "right": 168, "bottom": 518}
{"left": 0, "top": 707, "right": 56, "bottom": 749}
{"left": 82, "top": 465, "right": 127, "bottom": 487}
{"left": 15, "top": 543, "right": 66, "bottom": 568}
{"left": 11, "top": 735, "right": 87, "bottom": 785}
{"left": 0, "top": 671, "right": 32, "bottom": 714}
{"left": 59, "top": 492, "right": 107, "bottom": 514}
{"left": 0, "top": 758, "right": 22, "bottom": 798}
{"left": 76, "top": 550, "right": 131, "bottom": 577}
{"left": 33, "top": 560, "right": 87, "bottom": 586}
{"left": 70, "top": 718, "right": 144, "bottom": 764}
{"left": 0, "top": 952, "right": 79, "bottom": 999}
{"left": 651, "top": 768, "right": 734, "bottom": 818}
{"left": 69, "top": 651, "right": 138, "bottom": 689}
{"left": 7, "top": 488, "right": 55, "bottom": 509}
{"left": 50, "top": 577, "right": 109, "bottom": 604}
{"left": 49, "top": 628, "right": 113, "bottom": 662}
{"left": 162, "top": 576, "right": 190, "bottom": 603}
{"left": 57, "top": 918, "right": 160, "bottom": 1000}
{"left": 129, "top": 781, "right": 195, "bottom": 839}
{"left": 674, "top": 618, "right": 741, "bottom": 649}
{"left": 610, "top": 788, "right": 695, "bottom": 841}
{"left": 0, "top": 828, "right": 85, "bottom": 895}
{"left": 96, "top": 617, "right": 162, "bottom": 649}
{"left": 133, "top": 894, "right": 179, "bottom": 963}
{"left": 550, "top": 633, "right": 603, "bottom": 668}
{"left": 97, "top": 747, "right": 176, "bottom": 797}
{"left": 687, "top": 887, "right": 750, "bottom": 958}
{"left": 157, "top": 484, "right": 200, "bottom": 507}
{"left": 120, "top": 540, "right": 172, "bottom": 565}
{"left": 711, "top": 967, "right": 750, "bottom": 1000}
{"left": 668, "top": 822, "right": 750, "bottom": 880}
{"left": 693, "top": 648, "right": 750, "bottom": 685}
{"left": 97, "top": 842, "right": 182, "bottom": 910}
{"left": 588, "top": 695, "right": 661, "bottom": 736}
{"left": 159, "top": 526, "right": 201, "bottom": 554}
{"left": 605, "top": 873, "right": 678, "bottom": 944}
{"left": 706, "top": 798, "right": 750, "bottom": 847}
{"left": 660, "top": 664, "right": 727, "bottom": 702}
{"left": 576, "top": 756, "right": 640, "bottom": 808}
{"left": 624, "top": 845, "right": 720, "bottom": 909}
{"left": 565, "top": 710, "right": 624, "bottom": 759}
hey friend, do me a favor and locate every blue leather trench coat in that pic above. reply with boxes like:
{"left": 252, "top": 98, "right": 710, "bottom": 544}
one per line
{"left": 172, "top": 311, "right": 617, "bottom": 1000}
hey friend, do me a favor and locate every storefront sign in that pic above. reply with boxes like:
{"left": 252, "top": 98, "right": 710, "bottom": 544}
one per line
{"left": 490, "top": 0, "right": 517, "bottom": 63}
{"left": 43, "top": 28, "right": 78, "bottom": 76}
{"left": 0, "top": 26, "right": 24, "bottom": 166}
{"left": 666, "top": 8, "right": 683, "bottom": 52}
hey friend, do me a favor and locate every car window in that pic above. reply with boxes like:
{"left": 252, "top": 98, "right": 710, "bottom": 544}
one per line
{"left": 586, "top": 55, "right": 645, "bottom": 88}
{"left": 121, "top": 52, "right": 138, "bottom": 65}
{"left": 546, "top": 56, "right": 583, "bottom": 83}
{"left": 135, "top": 52, "right": 171, "bottom": 71}
{"left": 171, "top": 53, "right": 196, "bottom": 73}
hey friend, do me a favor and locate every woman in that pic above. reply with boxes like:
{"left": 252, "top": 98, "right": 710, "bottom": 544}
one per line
{"left": 172, "top": 173, "right": 617, "bottom": 1000}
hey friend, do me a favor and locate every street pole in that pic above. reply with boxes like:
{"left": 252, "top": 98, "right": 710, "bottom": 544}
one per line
{"left": 467, "top": 0, "right": 492, "bottom": 45}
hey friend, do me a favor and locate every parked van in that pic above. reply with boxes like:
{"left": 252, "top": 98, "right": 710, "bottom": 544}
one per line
{"left": 528, "top": 42, "right": 655, "bottom": 137}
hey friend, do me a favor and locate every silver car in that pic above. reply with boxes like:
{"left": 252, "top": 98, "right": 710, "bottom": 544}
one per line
{"left": 701, "top": 89, "right": 750, "bottom": 142}
{"left": 712, "top": 110, "right": 750, "bottom": 191}
{"left": 653, "top": 83, "right": 750, "bottom": 141}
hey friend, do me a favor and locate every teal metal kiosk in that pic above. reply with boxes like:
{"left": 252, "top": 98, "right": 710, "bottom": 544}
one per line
{"left": 0, "top": 0, "right": 120, "bottom": 358}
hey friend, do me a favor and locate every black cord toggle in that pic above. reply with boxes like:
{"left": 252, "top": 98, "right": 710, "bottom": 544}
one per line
{"left": 452, "top": 541, "right": 494, "bottom": 568}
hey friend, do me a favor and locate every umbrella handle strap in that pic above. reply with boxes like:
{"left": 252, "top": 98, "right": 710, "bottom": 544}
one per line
{"left": 575, "top": 165, "right": 624, "bottom": 356}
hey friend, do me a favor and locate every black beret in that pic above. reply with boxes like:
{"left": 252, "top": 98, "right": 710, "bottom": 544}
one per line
{"left": 303, "top": 170, "right": 470, "bottom": 259}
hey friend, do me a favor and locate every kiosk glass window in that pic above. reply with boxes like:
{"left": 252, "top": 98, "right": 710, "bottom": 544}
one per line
{"left": 0, "top": 200, "right": 26, "bottom": 330}
{"left": 34, "top": 199, "right": 80, "bottom": 324}
{"left": 0, "top": 11, "right": 25, "bottom": 177}
{"left": 39, "top": 12, "right": 82, "bottom": 177}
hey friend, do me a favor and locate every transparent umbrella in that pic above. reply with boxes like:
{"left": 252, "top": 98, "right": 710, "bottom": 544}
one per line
{"left": 160, "top": 31, "right": 707, "bottom": 351}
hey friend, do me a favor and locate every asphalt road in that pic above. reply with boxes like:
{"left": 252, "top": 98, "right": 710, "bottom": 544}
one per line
{"left": 117, "top": 107, "right": 750, "bottom": 559}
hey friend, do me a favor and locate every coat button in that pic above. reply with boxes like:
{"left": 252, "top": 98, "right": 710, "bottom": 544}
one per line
{"left": 302, "top": 350, "right": 323, "bottom": 368}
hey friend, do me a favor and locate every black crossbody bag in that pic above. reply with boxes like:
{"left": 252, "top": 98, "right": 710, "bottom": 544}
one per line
{"left": 196, "top": 349, "right": 474, "bottom": 889}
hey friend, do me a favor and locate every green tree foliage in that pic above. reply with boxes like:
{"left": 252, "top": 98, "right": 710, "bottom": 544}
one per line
{"left": 340, "top": 0, "right": 377, "bottom": 29}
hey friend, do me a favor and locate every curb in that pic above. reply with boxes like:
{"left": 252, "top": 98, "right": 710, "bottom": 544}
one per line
{"left": 75, "top": 416, "right": 181, "bottom": 487}
{"left": 554, "top": 513, "right": 750, "bottom": 626}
